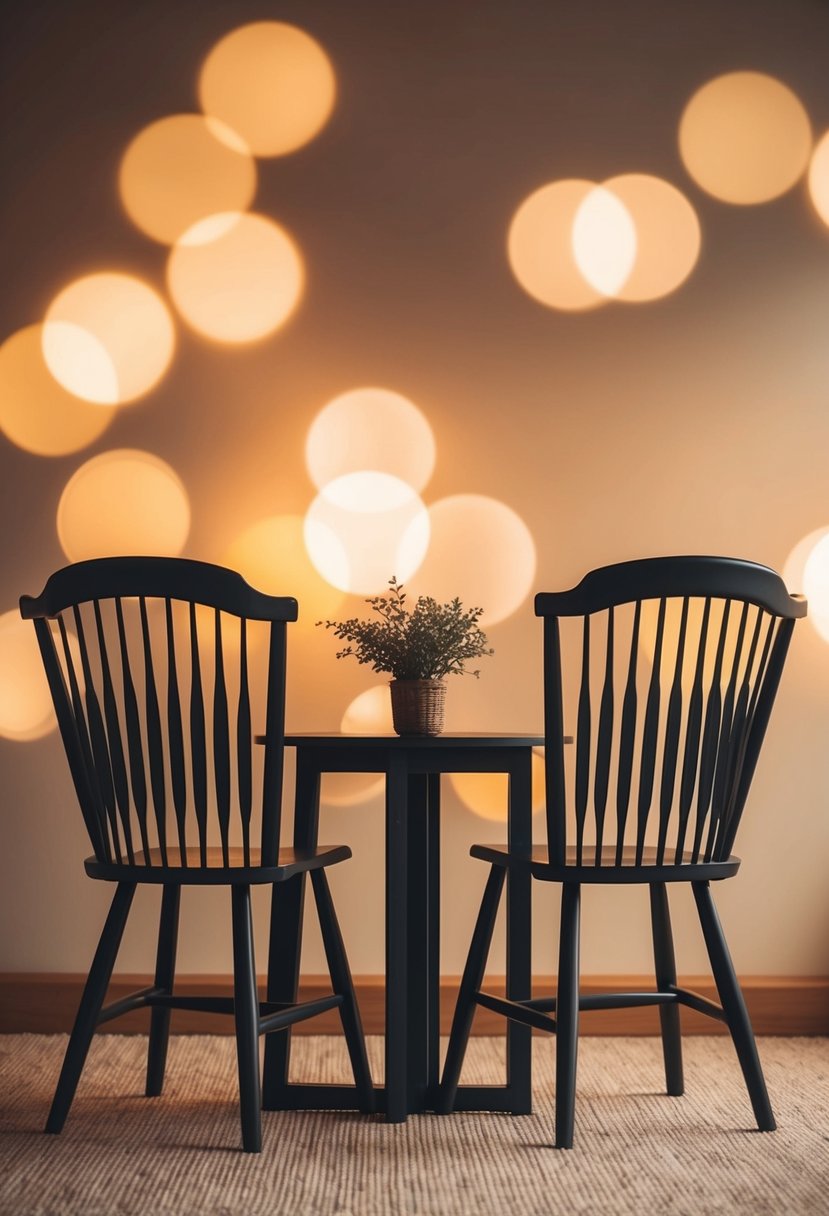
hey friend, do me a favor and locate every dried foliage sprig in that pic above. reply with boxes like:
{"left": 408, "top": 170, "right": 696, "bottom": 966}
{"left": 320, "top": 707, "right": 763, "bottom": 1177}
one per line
{"left": 318, "top": 577, "right": 494, "bottom": 680}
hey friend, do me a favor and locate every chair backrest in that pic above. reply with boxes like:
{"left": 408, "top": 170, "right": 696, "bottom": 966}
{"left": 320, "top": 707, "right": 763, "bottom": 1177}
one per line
{"left": 20, "top": 557, "right": 298, "bottom": 870}
{"left": 535, "top": 556, "right": 805, "bottom": 868}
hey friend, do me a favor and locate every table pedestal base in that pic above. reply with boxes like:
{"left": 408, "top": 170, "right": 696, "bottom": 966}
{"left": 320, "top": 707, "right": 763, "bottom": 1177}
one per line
{"left": 261, "top": 734, "right": 540, "bottom": 1121}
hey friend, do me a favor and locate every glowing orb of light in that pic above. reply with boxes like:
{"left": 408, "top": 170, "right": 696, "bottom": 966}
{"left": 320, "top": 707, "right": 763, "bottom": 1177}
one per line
{"left": 167, "top": 211, "right": 304, "bottom": 343}
{"left": 803, "top": 533, "right": 829, "bottom": 643}
{"left": 571, "top": 185, "right": 637, "bottom": 297}
{"left": 639, "top": 596, "right": 744, "bottom": 689}
{"left": 410, "top": 495, "right": 536, "bottom": 626}
{"left": 199, "top": 21, "right": 336, "bottom": 157}
{"left": 304, "top": 472, "right": 430, "bottom": 594}
{"left": 119, "top": 113, "right": 256, "bottom": 245}
{"left": 784, "top": 527, "right": 829, "bottom": 598}
{"left": 340, "top": 686, "right": 394, "bottom": 734}
{"left": 599, "top": 174, "right": 701, "bottom": 302}
{"left": 57, "top": 450, "right": 190, "bottom": 562}
{"left": 326, "top": 684, "right": 391, "bottom": 801}
{"left": 321, "top": 772, "right": 385, "bottom": 807}
{"left": 450, "top": 750, "right": 545, "bottom": 822}
{"left": 224, "top": 515, "right": 344, "bottom": 632}
{"left": 43, "top": 273, "right": 175, "bottom": 405}
{"left": 508, "top": 180, "right": 608, "bottom": 311}
{"left": 807, "top": 131, "right": 829, "bottom": 230}
{"left": 0, "top": 325, "right": 116, "bottom": 455}
{"left": 785, "top": 526, "right": 829, "bottom": 642}
{"left": 0, "top": 612, "right": 60, "bottom": 742}
{"left": 306, "top": 387, "right": 436, "bottom": 492}
{"left": 679, "top": 71, "right": 811, "bottom": 204}
{"left": 42, "top": 322, "right": 118, "bottom": 405}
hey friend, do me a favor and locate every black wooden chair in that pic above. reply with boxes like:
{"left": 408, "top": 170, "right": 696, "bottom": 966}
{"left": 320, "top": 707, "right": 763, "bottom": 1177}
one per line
{"left": 20, "top": 556, "right": 374, "bottom": 1153}
{"left": 438, "top": 556, "right": 805, "bottom": 1147}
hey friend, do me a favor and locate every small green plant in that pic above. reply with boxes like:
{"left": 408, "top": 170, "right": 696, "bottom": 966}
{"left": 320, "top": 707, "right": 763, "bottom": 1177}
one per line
{"left": 318, "top": 577, "right": 494, "bottom": 680}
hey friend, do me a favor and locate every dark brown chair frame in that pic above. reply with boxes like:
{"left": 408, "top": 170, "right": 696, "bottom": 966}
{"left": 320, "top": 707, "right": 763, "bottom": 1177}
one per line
{"left": 21, "top": 556, "right": 374, "bottom": 1152}
{"left": 438, "top": 556, "right": 806, "bottom": 1147}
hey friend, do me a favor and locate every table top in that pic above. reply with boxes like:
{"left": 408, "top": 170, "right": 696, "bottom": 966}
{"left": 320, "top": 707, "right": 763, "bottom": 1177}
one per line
{"left": 255, "top": 731, "right": 547, "bottom": 748}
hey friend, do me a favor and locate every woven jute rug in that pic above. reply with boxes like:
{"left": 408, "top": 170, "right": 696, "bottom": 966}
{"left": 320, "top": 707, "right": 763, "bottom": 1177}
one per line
{"left": 1, "top": 1035, "right": 827, "bottom": 1215}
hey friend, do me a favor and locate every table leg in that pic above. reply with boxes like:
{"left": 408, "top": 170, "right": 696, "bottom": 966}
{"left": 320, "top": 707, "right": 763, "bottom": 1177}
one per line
{"left": 426, "top": 772, "right": 441, "bottom": 1101}
{"left": 385, "top": 753, "right": 408, "bottom": 1123}
{"left": 405, "top": 772, "right": 441, "bottom": 1112}
{"left": 506, "top": 749, "right": 533, "bottom": 1114}
{"left": 262, "top": 749, "right": 320, "bottom": 1110}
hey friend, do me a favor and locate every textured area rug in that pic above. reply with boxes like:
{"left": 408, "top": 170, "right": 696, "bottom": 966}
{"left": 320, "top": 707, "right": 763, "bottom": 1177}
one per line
{"left": 1, "top": 1035, "right": 828, "bottom": 1215}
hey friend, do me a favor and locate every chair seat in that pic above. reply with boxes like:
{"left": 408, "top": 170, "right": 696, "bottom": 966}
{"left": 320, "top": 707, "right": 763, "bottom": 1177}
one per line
{"left": 85, "top": 844, "right": 352, "bottom": 885}
{"left": 470, "top": 842, "right": 740, "bottom": 883}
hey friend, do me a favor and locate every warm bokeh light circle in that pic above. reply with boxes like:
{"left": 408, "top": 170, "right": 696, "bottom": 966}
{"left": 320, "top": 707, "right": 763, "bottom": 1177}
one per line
{"left": 509, "top": 176, "right": 700, "bottom": 308}
{"left": 0, "top": 612, "right": 63, "bottom": 742}
{"left": 319, "top": 686, "right": 391, "bottom": 803}
{"left": 306, "top": 388, "right": 436, "bottom": 492}
{"left": 802, "top": 534, "right": 829, "bottom": 643}
{"left": 508, "top": 180, "right": 607, "bottom": 311}
{"left": 167, "top": 211, "right": 304, "bottom": 343}
{"left": 304, "top": 472, "right": 430, "bottom": 594}
{"left": 321, "top": 771, "right": 385, "bottom": 807}
{"left": 119, "top": 114, "right": 257, "bottom": 245}
{"left": 0, "top": 325, "right": 116, "bottom": 455}
{"left": 340, "top": 686, "right": 394, "bottom": 734}
{"left": 639, "top": 594, "right": 759, "bottom": 691}
{"left": 784, "top": 527, "right": 829, "bottom": 599}
{"left": 571, "top": 185, "right": 637, "bottom": 297}
{"left": 43, "top": 273, "right": 175, "bottom": 405}
{"left": 57, "top": 449, "right": 191, "bottom": 562}
{"left": 600, "top": 174, "right": 701, "bottom": 302}
{"left": 807, "top": 131, "right": 829, "bottom": 230}
{"left": 410, "top": 495, "right": 536, "bottom": 626}
{"left": 679, "top": 71, "right": 811, "bottom": 204}
{"left": 450, "top": 751, "right": 545, "bottom": 821}
{"left": 199, "top": 22, "right": 336, "bottom": 157}
{"left": 223, "top": 515, "right": 344, "bottom": 632}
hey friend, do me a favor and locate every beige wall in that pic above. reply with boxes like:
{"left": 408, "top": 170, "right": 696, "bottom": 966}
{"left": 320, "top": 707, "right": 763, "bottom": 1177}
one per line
{"left": 1, "top": 0, "right": 829, "bottom": 980}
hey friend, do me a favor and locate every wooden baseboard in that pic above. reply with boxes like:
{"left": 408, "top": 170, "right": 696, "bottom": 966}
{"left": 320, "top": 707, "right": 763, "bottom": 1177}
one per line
{"left": 1, "top": 973, "right": 827, "bottom": 1036}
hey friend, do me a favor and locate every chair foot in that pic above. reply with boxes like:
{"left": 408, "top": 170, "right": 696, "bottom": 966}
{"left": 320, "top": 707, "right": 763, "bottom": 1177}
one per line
{"left": 555, "top": 883, "right": 580, "bottom": 1150}
{"left": 693, "top": 881, "right": 775, "bottom": 1131}
{"left": 231, "top": 885, "right": 263, "bottom": 1153}
{"left": 146, "top": 884, "right": 180, "bottom": 1098}
{"left": 649, "top": 882, "right": 684, "bottom": 1097}
{"left": 46, "top": 882, "right": 136, "bottom": 1134}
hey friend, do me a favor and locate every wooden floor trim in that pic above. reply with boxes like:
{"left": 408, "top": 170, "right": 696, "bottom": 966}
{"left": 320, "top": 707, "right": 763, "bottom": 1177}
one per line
{"left": 2, "top": 973, "right": 827, "bottom": 1036}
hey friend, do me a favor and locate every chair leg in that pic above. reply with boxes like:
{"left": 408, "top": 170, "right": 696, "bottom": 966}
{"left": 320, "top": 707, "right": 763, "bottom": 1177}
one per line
{"left": 310, "top": 868, "right": 375, "bottom": 1113}
{"left": 231, "top": 884, "right": 262, "bottom": 1153}
{"left": 146, "top": 884, "right": 181, "bottom": 1097}
{"left": 692, "top": 881, "right": 776, "bottom": 1131}
{"left": 46, "top": 881, "right": 136, "bottom": 1134}
{"left": 649, "top": 882, "right": 684, "bottom": 1097}
{"left": 436, "top": 864, "right": 505, "bottom": 1115}
{"left": 555, "top": 882, "right": 580, "bottom": 1149}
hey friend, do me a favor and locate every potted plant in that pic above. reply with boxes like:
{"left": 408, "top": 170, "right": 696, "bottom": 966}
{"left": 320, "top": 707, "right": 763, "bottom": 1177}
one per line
{"left": 318, "top": 577, "right": 494, "bottom": 735}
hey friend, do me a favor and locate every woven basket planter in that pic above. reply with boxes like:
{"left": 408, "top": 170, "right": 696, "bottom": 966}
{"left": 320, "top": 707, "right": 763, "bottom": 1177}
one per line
{"left": 389, "top": 679, "right": 447, "bottom": 736}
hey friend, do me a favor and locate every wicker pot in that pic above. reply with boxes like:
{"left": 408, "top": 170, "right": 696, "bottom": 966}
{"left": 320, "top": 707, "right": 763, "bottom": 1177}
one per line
{"left": 389, "top": 679, "right": 447, "bottom": 736}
